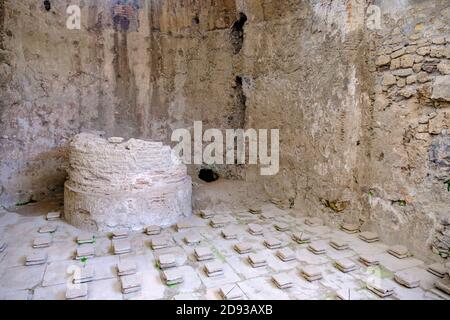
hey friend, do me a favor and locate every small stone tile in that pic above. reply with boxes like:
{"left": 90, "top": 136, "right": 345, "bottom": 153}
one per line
{"left": 272, "top": 273, "right": 293, "bottom": 289}
{"left": 204, "top": 239, "right": 239, "bottom": 259}
{"left": 33, "top": 234, "right": 53, "bottom": 248}
{"left": 66, "top": 284, "right": 89, "bottom": 300}
{"left": 197, "top": 262, "right": 240, "bottom": 288}
{"left": 172, "top": 292, "right": 204, "bottom": 300}
{"left": 113, "top": 239, "right": 132, "bottom": 255}
{"left": 46, "top": 212, "right": 61, "bottom": 221}
{"left": 0, "top": 199, "right": 444, "bottom": 301}
{"left": 117, "top": 259, "right": 137, "bottom": 276}
{"left": 400, "top": 266, "right": 441, "bottom": 291}
{"left": 349, "top": 240, "right": 389, "bottom": 256}
{"left": 75, "top": 244, "right": 95, "bottom": 260}
{"left": 386, "top": 278, "right": 428, "bottom": 300}
{"left": 93, "top": 237, "right": 113, "bottom": 256}
{"left": 2, "top": 245, "right": 31, "bottom": 267}
{"left": 46, "top": 240, "right": 75, "bottom": 262}
{"left": 162, "top": 268, "right": 184, "bottom": 286}
{"left": 39, "top": 225, "right": 58, "bottom": 234}
{"left": 427, "top": 263, "right": 447, "bottom": 278}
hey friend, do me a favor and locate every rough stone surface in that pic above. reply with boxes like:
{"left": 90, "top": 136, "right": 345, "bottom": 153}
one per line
{"left": 64, "top": 133, "right": 192, "bottom": 231}
{"left": 0, "top": 0, "right": 448, "bottom": 263}
{"left": 432, "top": 76, "right": 450, "bottom": 101}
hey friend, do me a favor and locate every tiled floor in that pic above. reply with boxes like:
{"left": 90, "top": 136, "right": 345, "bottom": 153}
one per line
{"left": 0, "top": 203, "right": 448, "bottom": 300}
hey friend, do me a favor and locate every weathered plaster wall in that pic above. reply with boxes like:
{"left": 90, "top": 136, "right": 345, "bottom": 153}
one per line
{"left": 0, "top": 0, "right": 153, "bottom": 206}
{"left": 240, "top": 0, "right": 371, "bottom": 224}
{"left": 0, "top": 0, "right": 242, "bottom": 206}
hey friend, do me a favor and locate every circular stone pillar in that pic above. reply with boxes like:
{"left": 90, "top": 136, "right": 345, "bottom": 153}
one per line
{"left": 64, "top": 133, "right": 192, "bottom": 232}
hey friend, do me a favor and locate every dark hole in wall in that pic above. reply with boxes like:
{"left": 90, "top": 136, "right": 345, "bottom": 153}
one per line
{"left": 199, "top": 169, "right": 219, "bottom": 183}
{"left": 230, "top": 12, "right": 247, "bottom": 54}
{"left": 229, "top": 76, "right": 247, "bottom": 128}
{"left": 235, "top": 75, "right": 243, "bottom": 86}
{"left": 44, "top": 0, "right": 51, "bottom": 12}
{"left": 192, "top": 16, "right": 200, "bottom": 25}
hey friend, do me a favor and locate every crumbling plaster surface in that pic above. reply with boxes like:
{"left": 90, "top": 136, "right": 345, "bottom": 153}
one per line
{"left": 0, "top": 0, "right": 449, "bottom": 261}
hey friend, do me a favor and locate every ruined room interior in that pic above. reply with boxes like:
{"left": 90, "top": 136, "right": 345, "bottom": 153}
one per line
{"left": 0, "top": 0, "right": 449, "bottom": 301}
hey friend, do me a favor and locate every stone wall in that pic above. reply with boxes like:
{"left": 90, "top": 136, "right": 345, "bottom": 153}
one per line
{"left": 360, "top": 0, "right": 450, "bottom": 260}
{"left": 239, "top": 0, "right": 371, "bottom": 226}
{"left": 0, "top": 0, "right": 449, "bottom": 260}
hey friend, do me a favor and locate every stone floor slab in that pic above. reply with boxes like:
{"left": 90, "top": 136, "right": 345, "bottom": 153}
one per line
{"left": 0, "top": 289, "right": 29, "bottom": 300}
{"left": 0, "top": 264, "right": 46, "bottom": 290}
{"left": 33, "top": 284, "right": 66, "bottom": 300}
{"left": 89, "top": 278, "right": 123, "bottom": 300}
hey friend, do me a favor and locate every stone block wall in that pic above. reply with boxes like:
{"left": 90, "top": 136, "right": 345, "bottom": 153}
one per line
{"left": 361, "top": 0, "right": 450, "bottom": 260}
